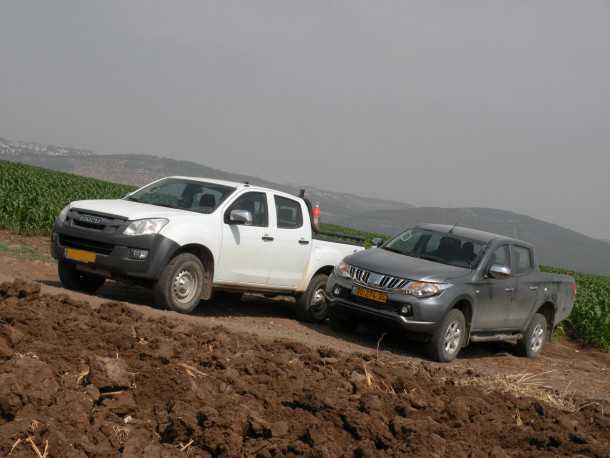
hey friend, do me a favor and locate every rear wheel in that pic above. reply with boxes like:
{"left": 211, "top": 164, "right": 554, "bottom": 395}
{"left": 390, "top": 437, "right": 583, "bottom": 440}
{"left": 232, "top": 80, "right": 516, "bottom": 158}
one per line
{"left": 516, "top": 313, "right": 547, "bottom": 358}
{"left": 295, "top": 274, "right": 329, "bottom": 322}
{"left": 428, "top": 309, "right": 466, "bottom": 362}
{"left": 154, "top": 253, "right": 205, "bottom": 314}
{"left": 58, "top": 260, "right": 105, "bottom": 294}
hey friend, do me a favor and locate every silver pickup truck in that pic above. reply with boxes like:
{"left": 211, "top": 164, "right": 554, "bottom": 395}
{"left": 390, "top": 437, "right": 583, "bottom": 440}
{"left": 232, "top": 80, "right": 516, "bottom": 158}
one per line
{"left": 326, "top": 224, "right": 576, "bottom": 362}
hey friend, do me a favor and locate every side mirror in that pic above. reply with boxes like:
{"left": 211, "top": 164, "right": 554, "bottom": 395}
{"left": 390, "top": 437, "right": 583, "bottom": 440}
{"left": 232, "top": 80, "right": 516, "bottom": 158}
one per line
{"left": 489, "top": 264, "right": 511, "bottom": 279}
{"left": 371, "top": 237, "right": 384, "bottom": 247}
{"left": 229, "top": 209, "right": 253, "bottom": 225}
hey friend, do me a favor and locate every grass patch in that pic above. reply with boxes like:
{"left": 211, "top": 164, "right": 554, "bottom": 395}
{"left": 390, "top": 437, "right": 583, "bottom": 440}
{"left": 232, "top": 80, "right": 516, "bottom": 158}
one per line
{"left": 0, "top": 241, "right": 49, "bottom": 262}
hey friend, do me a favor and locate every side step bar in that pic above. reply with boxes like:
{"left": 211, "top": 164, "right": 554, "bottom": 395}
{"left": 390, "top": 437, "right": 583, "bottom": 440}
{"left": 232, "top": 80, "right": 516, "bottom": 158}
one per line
{"left": 470, "top": 333, "right": 523, "bottom": 343}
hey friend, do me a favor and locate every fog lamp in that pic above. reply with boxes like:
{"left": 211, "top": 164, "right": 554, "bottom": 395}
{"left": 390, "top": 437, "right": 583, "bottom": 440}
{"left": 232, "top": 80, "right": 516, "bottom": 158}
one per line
{"left": 128, "top": 248, "right": 149, "bottom": 260}
{"left": 333, "top": 286, "right": 342, "bottom": 296}
{"left": 399, "top": 305, "right": 413, "bottom": 316}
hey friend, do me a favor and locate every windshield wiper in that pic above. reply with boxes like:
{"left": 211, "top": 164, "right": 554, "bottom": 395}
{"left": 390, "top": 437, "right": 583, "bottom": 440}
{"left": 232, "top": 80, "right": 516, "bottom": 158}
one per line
{"left": 418, "top": 254, "right": 445, "bottom": 264}
{"left": 382, "top": 247, "right": 405, "bottom": 255}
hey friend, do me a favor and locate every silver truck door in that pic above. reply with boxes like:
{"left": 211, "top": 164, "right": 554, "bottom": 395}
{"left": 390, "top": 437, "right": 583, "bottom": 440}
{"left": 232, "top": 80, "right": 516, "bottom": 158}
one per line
{"left": 472, "top": 245, "right": 517, "bottom": 331}
{"left": 508, "top": 245, "right": 539, "bottom": 329}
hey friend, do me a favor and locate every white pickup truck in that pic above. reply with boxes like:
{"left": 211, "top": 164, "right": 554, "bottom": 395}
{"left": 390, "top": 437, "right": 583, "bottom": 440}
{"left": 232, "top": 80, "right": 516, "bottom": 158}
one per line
{"left": 51, "top": 176, "right": 363, "bottom": 320}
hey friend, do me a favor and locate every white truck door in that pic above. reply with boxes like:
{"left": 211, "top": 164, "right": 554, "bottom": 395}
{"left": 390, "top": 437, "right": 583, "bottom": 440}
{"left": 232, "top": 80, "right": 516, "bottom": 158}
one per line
{"left": 267, "top": 195, "right": 311, "bottom": 288}
{"left": 215, "top": 191, "right": 274, "bottom": 285}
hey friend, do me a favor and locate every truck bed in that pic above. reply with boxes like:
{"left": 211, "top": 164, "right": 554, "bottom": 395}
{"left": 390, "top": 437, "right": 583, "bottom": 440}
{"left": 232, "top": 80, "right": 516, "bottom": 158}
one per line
{"left": 313, "top": 231, "right": 366, "bottom": 247}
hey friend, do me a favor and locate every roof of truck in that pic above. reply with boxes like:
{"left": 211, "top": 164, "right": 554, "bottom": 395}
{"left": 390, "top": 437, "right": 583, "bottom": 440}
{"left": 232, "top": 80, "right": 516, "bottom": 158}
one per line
{"left": 166, "top": 176, "right": 299, "bottom": 200}
{"left": 416, "top": 223, "right": 531, "bottom": 246}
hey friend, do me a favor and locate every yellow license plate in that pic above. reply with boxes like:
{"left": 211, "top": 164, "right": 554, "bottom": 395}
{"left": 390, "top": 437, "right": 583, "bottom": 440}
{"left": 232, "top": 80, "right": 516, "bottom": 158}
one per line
{"left": 65, "top": 248, "right": 96, "bottom": 263}
{"left": 354, "top": 286, "right": 388, "bottom": 303}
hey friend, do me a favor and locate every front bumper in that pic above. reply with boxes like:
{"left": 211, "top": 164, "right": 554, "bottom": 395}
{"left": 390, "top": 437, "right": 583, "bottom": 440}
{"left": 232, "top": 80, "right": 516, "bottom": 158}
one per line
{"left": 51, "top": 221, "right": 179, "bottom": 281}
{"left": 326, "top": 273, "right": 445, "bottom": 334}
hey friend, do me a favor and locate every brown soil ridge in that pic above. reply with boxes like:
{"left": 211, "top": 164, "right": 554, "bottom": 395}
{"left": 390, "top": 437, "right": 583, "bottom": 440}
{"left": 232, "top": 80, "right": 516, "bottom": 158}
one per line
{"left": 1, "top": 279, "right": 609, "bottom": 457}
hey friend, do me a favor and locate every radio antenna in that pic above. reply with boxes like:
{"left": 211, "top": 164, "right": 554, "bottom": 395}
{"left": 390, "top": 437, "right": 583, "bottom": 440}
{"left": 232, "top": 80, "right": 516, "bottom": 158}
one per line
{"left": 448, "top": 222, "right": 459, "bottom": 233}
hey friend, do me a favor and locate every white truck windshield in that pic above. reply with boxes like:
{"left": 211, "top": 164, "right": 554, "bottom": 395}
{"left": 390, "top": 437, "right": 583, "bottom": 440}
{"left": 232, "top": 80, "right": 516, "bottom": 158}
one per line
{"left": 127, "top": 178, "right": 236, "bottom": 214}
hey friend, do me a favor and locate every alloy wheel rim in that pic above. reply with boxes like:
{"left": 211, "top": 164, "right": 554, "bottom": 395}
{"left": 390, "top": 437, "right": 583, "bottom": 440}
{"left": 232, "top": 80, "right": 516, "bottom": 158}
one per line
{"left": 309, "top": 288, "right": 328, "bottom": 318}
{"left": 530, "top": 324, "right": 545, "bottom": 353}
{"left": 444, "top": 320, "right": 462, "bottom": 354}
{"left": 172, "top": 269, "right": 198, "bottom": 305}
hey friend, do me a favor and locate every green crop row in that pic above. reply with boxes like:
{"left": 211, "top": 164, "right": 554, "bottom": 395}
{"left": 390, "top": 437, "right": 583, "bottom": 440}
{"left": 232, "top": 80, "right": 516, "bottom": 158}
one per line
{"left": 1, "top": 159, "right": 609, "bottom": 350}
{"left": 0, "top": 160, "right": 135, "bottom": 235}
{"left": 542, "top": 266, "right": 610, "bottom": 350}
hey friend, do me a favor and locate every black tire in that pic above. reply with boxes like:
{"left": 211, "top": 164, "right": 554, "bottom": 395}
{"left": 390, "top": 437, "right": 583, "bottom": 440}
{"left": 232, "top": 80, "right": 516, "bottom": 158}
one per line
{"left": 427, "top": 309, "right": 466, "bottom": 362}
{"left": 295, "top": 274, "right": 329, "bottom": 322}
{"left": 58, "top": 260, "right": 105, "bottom": 294}
{"left": 329, "top": 308, "right": 358, "bottom": 333}
{"left": 154, "top": 253, "right": 205, "bottom": 314}
{"left": 516, "top": 313, "right": 547, "bottom": 358}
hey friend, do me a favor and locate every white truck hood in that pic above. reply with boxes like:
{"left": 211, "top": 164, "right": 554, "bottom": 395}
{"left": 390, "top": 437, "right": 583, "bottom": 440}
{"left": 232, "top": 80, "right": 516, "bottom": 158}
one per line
{"left": 70, "top": 199, "right": 196, "bottom": 220}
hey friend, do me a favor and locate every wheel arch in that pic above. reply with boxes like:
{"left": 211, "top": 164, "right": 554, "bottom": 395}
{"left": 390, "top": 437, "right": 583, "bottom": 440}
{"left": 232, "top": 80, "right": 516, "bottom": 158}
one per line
{"left": 313, "top": 265, "right": 334, "bottom": 278}
{"left": 535, "top": 301, "right": 556, "bottom": 339}
{"left": 299, "top": 265, "right": 334, "bottom": 293}
{"left": 450, "top": 295, "right": 474, "bottom": 344}
{"left": 171, "top": 243, "right": 215, "bottom": 300}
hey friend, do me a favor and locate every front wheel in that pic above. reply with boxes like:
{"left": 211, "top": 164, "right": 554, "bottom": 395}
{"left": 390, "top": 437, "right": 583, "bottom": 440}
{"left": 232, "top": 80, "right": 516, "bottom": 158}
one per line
{"left": 516, "top": 313, "right": 547, "bottom": 358}
{"left": 295, "top": 274, "right": 329, "bottom": 322}
{"left": 58, "top": 260, "right": 106, "bottom": 294}
{"left": 154, "top": 253, "right": 205, "bottom": 314}
{"left": 427, "top": 309, "right": 466, "bottom": 362}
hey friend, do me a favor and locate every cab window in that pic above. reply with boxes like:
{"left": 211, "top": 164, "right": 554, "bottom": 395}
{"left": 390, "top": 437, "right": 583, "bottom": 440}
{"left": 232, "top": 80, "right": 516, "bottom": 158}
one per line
{"left": 512, "top": 245, "right": 533, "bottom": 274}
{"left": 488, "top": 245, "right": 510, "bottom": 268}
{"left": 274, "top": 196, "right": 303, "bottom": 229}
{"left": 225, "top": 192, "right": 268, "bottom": 227}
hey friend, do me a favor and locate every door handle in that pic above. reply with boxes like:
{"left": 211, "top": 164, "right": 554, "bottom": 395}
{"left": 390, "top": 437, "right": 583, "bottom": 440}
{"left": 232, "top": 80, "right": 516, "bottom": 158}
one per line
{"left": 262, "top": 235, "right": 274, "bottom": 242}
{"left": 529, "top": 286, "right": 539, "bottom": 291}
{"left": 504, "top": 287, "right": 515, "bottom": 292}
{"left": 298, "top": 238, "right": 310, "bottom": 245}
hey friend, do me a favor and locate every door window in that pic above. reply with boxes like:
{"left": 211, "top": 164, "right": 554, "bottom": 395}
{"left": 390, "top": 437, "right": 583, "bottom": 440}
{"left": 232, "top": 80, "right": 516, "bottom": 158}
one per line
{"left": 274, "top": 196, "right": 303, "bottom": 229}
{"left": 512, "top": 246, "right": 533, "bottom": 274}
{"left": 489, "top": 245, "right": 510, "bottom": 268}
{"left": 226, "top": 192, "right": 268, "bottom": 227}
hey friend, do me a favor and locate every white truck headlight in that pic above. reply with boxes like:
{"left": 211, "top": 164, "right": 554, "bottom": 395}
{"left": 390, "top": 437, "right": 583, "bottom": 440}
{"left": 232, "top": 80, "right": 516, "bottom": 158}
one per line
{"left": 402, "top": 281, "right": 451, "bottom": 298}
{"left": 334, "top": 261, "right": 351, "bottom": 279}
{"left": 123, "top": 218, "right": 168, "bottom": 236}
{"left": 57, "top": 205, "right": 70, "bottom": 224}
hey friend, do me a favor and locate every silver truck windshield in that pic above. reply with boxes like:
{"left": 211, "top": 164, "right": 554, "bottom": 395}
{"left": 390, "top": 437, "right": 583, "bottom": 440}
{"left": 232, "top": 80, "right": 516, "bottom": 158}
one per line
{"left": 383, "top": 228, "right": 487, "bottom": 269}
{"left": 126, "top": 178, "right": 236, "bottom": 214}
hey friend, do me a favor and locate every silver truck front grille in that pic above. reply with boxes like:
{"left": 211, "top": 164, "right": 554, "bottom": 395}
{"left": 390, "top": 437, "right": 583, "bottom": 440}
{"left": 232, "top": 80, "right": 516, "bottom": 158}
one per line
{"left": 349, "top": 266, "right": 408, "bottom": 290}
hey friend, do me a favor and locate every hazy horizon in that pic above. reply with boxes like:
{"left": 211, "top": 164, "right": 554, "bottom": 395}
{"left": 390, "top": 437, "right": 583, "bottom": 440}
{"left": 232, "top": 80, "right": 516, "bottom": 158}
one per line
{"left": 1, "top": 2, "right": 609, "bottom": 239}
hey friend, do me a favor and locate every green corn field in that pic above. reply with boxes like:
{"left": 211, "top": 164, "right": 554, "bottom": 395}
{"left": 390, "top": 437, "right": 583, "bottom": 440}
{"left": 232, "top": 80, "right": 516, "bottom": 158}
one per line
{"left": 542, "top": 266, "right": 610, "bottom": 350}
{"left": 1, "top": 158, "right": 609, "bottom": 350}
{"left": 0, "top": 160, "right": 135, "bottom": 235}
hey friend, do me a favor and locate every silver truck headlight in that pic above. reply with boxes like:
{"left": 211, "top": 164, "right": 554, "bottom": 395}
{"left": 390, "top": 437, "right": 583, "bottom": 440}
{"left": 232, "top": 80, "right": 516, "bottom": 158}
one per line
{"left": 57, "top": 205, "right": 70, "bottom": 224}
{"left": 334, "top": 260, "right": 351, "bottom": 279}
{"left": 402, "top": 281, "right": 451, "bottom": 298}
{"left": 123, "top": 218, "right": 168, "bottom": 236}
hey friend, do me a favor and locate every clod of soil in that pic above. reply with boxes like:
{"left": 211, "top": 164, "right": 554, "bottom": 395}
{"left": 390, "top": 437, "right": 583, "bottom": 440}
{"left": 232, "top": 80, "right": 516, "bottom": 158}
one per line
{"left": 0, "top": 279, "right": 609, "bottom": 457}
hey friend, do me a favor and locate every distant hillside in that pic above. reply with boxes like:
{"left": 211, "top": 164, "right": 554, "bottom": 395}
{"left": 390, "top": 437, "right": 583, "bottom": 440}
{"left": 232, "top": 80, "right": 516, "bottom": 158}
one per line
{"left": 337, "top": 207, "right": 610, "bottom": 276}
{"left": 0, "top": 136, "right": 411, "bottom": 222}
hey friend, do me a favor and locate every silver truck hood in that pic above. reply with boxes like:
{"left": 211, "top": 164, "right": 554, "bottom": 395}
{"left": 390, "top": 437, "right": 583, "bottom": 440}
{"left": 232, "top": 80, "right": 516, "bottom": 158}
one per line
{"left": 344, "top": 247, "right": 471, "bottom": 283}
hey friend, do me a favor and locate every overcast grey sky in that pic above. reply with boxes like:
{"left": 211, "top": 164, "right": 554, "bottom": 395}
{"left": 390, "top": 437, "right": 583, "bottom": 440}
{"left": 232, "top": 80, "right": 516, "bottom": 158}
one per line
{"left": 1, "top": 1, "right": 609, "bottom": 239}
